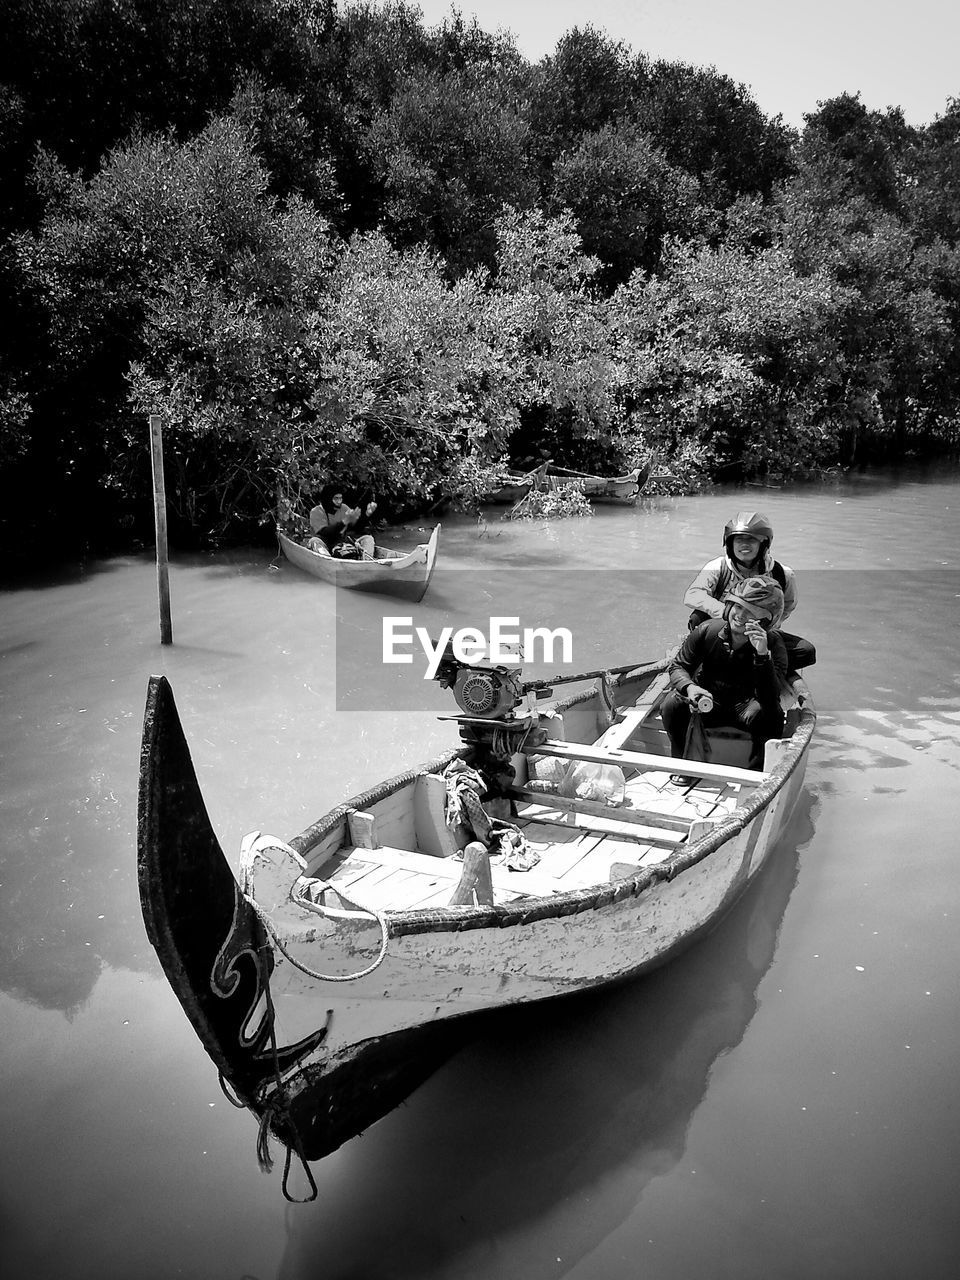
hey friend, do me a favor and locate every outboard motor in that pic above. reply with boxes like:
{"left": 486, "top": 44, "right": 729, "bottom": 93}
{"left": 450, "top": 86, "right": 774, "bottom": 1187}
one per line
{"left": 432, "top": 641, "right": 524, "bottom": 720}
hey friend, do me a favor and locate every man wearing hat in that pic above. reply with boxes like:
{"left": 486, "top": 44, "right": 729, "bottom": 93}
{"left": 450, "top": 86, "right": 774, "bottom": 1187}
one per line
{"left": 661, "top": 576, "right": 788, "bottom": 775}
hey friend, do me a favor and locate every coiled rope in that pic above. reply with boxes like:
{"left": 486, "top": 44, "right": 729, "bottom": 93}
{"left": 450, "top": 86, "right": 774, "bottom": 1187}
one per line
{"left": 226, "top": 832, "right": 394, "bottom": 1200}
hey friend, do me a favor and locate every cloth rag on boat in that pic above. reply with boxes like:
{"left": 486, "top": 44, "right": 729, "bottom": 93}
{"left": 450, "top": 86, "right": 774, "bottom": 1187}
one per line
{"left": 443, "top": 760, "right": 539, "bottom": 870}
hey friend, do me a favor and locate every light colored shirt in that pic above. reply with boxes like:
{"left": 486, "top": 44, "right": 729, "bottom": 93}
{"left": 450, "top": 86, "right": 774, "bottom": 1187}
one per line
{"left": 683, "top": 552, "right": 797, "bottom": 626}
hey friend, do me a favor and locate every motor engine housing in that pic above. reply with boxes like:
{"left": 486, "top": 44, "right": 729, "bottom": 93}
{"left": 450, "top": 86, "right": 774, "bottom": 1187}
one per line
{"left": 432, "top": 643, "right": 523, "bottom": 719}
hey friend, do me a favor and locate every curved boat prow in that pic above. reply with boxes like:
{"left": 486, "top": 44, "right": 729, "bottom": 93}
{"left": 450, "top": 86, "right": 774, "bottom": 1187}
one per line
{"left": 137, "top": 676, "right": 459, "bottom": 1166}
{"left": 137, "top": 676, "right": 324, "bottom": 1106}
{"left": 415, "top": 522, "right": 441, "bottom": 602}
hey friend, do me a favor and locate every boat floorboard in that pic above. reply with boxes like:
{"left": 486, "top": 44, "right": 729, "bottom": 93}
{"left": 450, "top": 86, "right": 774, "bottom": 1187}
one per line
{"left": 316, "top": 771, "right": 748, "bottom": 912}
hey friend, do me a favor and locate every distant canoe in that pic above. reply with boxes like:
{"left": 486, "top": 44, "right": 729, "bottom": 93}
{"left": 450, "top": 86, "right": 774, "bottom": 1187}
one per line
{"left": 542, "top": 458, "right": 653, "bottom": 504}
{"left": 481, "top": 476, "right": 534, "bottom": 504}
{"left": 479, "top": 468, "right": 541, "bottom": 504}
{"left": 480, "top": 457, "right": 653, "bottom": 507}
{"left": 277, "top": 524, "right": 439, "bottom": 602}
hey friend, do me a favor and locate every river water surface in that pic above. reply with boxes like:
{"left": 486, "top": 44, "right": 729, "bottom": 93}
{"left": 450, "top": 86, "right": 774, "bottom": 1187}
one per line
{"left": 2, "top": 467, "right": 959, "bottom": 1279}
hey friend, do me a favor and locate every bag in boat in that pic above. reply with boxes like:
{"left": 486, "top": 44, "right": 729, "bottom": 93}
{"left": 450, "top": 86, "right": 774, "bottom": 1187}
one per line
{"left": 526, "top": 754, "right": 626, "bottom": 805}
{"left": 683, "top": 711, "right": 752, "bottom": 769}
{"left": 559, "top": 760, "right": 626, "bottom": 804}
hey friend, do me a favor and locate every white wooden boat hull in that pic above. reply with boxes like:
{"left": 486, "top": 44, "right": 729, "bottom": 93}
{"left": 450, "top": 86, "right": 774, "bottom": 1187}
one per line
{"left": 277, "top": 524, "right": 439, "bottom": 601}
{"left": 254, "top": 733, "right": 807, "bottom": 1058}
{"left": 139, "top": 663, "right": 813, "bottom": 1164}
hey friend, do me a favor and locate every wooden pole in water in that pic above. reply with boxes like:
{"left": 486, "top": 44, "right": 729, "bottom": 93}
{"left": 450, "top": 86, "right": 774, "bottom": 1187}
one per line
{"left": 148, "top": 413, "right": 173, "bottom": 645}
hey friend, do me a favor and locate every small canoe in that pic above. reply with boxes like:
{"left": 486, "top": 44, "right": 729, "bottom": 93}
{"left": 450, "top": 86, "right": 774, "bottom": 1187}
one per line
{"left": 541, "top": 458, "right": 653, "bottom": 504}
{"left": 479, "top": 462, "right": 551, "bottom": 504}
{"left": 479, "top": 472, "right": 537, "bottom": 504}
{"left": 277, "top": 524, "right": 439, "bottom": 602}
{"left": 138, "top": 661, "right": 814, "bottom": 1179}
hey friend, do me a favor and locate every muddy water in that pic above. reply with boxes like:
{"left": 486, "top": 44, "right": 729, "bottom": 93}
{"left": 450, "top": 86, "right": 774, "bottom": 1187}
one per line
{"left": 2, "top": 464, "right": 958, "bottom": 1280}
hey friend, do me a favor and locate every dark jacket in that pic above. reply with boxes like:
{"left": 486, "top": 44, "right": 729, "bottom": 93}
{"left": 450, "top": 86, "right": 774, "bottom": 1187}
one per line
{"left": 669, "top": 619, "right": 787, "bottom": 711}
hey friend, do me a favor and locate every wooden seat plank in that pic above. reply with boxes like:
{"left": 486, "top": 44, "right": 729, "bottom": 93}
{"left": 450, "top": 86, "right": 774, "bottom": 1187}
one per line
{"left": 531, "top": 739, "right": 767, "bottom": 785}
{"left": 511, "top": 786, "right": 693, "bottom": 834}
{"left": 513, "top": 802, "right": 684, "bottom": 845}
{"left": 514, "top": 820, "right": 585, "bottom": 845}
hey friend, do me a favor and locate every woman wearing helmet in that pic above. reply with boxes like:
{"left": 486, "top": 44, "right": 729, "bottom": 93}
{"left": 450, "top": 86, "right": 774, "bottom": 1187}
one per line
{"left": 683, "top": 511, "right": 815, "bottom": 679}
{"left": 661, "top": 576, "right": 788, "bottom": 775}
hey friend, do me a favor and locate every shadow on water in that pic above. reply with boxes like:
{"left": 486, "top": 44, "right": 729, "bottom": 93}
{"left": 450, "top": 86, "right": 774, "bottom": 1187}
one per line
{"left": 817, "top": 458, "right": 960, "bottom": 495}
{"left": 278, "top": 789, "right": 818, "bottom": 1280}
{"left": 0, "top": 554, "right": 133, "bottom": 591}
{"left": 0, "top": 639, "right": 39, "bottom": 661}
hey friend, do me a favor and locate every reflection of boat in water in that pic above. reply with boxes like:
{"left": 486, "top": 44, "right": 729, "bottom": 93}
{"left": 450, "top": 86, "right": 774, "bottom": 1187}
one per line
{"left": 276, "top": 524, "right": 439, "bottom": 602}
{"left": 283, "top": 788, "right": 816, "bottom": 1275}
{"left": 137, "top": 654, "right": 813, "bottom": 1189}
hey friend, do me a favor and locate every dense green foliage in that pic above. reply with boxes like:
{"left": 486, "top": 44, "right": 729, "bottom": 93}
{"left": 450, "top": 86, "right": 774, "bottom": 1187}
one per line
{"left": 1, "top": 1, "right": 959, "bottom": 555}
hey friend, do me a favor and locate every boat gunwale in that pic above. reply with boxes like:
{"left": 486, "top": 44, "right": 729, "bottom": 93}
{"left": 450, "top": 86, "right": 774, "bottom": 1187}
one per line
{"left": 545, "top": 464, "right": 641, "bottom": 485}
{"left": 277, "top": 524, "right": 438, "bottom": 574}
{"left": 289, "top": 659, "right": 815, "bottom": 937}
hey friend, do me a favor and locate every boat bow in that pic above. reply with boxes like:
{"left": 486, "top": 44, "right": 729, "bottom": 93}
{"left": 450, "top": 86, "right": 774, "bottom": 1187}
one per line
{"left": 138, "top": 677, "right": 329, "bottom": 1106}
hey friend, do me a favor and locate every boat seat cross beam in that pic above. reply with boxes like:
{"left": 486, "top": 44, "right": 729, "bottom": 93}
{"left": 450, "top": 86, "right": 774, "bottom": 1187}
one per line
{"left": 529, "top": 739, "right": 767, "bottom": 786}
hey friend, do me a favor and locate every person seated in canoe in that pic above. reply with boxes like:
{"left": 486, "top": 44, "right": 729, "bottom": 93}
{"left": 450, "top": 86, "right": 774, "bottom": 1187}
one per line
{"left": 683, "top": 511, "right": 815, "bottom": 688}
{"left": 343, "top": 497, "right": 378, "bottom": 560}
{"left": 309, "top": 485, "right": 350, "bottom": 534}
{"left": 662, "top": 576, "right": 787, "bottom": 775}
{"left": 314, "top": 497, "right": 378, "bottom": 560}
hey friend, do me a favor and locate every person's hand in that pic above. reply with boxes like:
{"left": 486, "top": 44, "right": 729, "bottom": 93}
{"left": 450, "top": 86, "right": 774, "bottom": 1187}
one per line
{"left": 736, "top": 697, "right": 762, "bottom": 724}
{"left": 745, "top": 618, "right": 768, "bottom": 655}
{"left": 686, "top": 683, "right": 713, "bottom": 711}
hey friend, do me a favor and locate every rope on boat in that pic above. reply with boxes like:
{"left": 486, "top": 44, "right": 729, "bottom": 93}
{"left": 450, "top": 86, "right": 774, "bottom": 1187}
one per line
{"left": 211, "top": 954, "right": 320, "bottom": 1200}
{"left": 254, "top": 928, "right": 319, "bottom": 1204}
{"left": 255, "top": 901, "right": 390, "bottom": 982}
{"left": 239, "top": 832, "right": 390, "bottom": 982}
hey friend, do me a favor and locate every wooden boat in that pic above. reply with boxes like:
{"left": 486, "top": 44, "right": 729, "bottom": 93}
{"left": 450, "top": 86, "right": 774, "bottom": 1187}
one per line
{"left": 479, "top": 471, "right": 538, "bottom": 504}
{"left": 138, "top": 656, "right": 814, "bottom": 1185}
{"left": 277, "top": 524, "right": 439, "bottom": 602}
{"left": 481, "top": 457, "right": 652, "bottom": 507}
{"left": 541, "top": 457, "right": 653, "bottom": 504}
